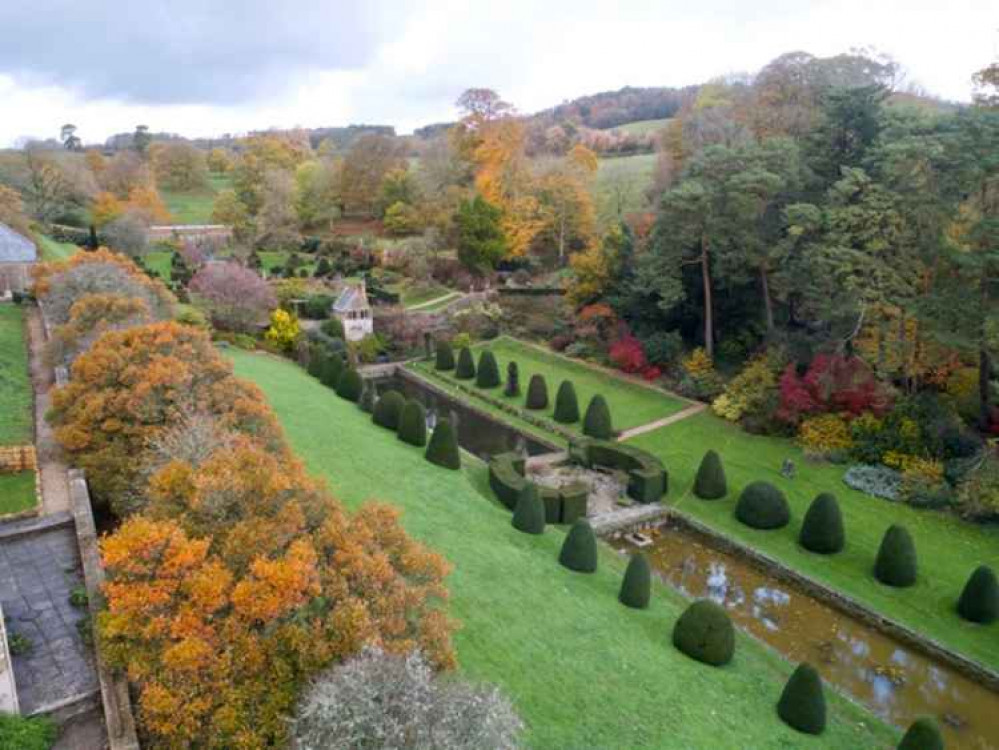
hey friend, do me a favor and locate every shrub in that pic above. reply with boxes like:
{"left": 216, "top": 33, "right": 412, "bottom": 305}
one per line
{"left": 843, "top": 464, "right": 902, "bottom": 501}
{"left": 554, "top": 381, "right": 580, "bottom": 423}
{"left": 711, "top": 355, "right": 778, "bottom": 423}
{"left": 398, "top": 400, "right": 428, "bottom": 447}
{"left": 301, "top": 294, "right": 334, "bottom": 319}
{"left": 672, "top": 599, "right": 734, "bottom": 666}
{"left": 799, "top": 493, "right": 845, "bottom": 554}
{"left": 359, "top": 383, "right": 376, "bottom": 413}
{"left": 777, "top": 354, "right": 890, "bottom": 425}
{"left": 320, "top": 316, "right": 345, "bottom": 339}
{"left": 0, "top": 713, "right": 57, "bottom": 750}
{"left": 455, "top": 346, "right": 476, "bottom": 379}
{"left": 798, "top": 413, "right": 853, "bottom": 458}
{"left": 776, "top": 663, "right": 826, "bottom": 735}
{"left": 426, "top": 419, "right": 461, "bottom": 470}
{"left": 512, "top": 484, "right": 546, "bottom": 535}
{"left": 558, "top": 519, "right": 597, "bottom": 573}
{"left": 609, "top": 334, "right": 647, "bottom": 374}
{"left": 476, "top": 350, "right": 501, "bottom": 388}
{"left": 619, "top": 552, "right": 651, "bottom": 609}
{"left": 264, "top": 308, "right": 301, "bottom": 352}
{"left": 735, "top": 481, "right": 790, "bottom": 530}
{"left": 874, "top": 524, "right": 918, "bottom": 587}
{"left": 582, "top": 395, "right": 613, "bottom": 439}
{"left": 504, "top": 361, "right": 520, "bottom": 397}
{"left": 897, "top": 717, "right": 944, "bottom": 750}
{"left": 435, "top": 340, "right": 455, "bottom": 370}
{"left": 681, "top": 348, "right": 723, "bottom": 401}
{"left": 957, "top": 455, "right": 999, "bottom": 522}
{"left": 189, "top": 261, "right": 276, "bottom": 332}
{"left": 336, "top": 369, "right": 364, "bottom": 403}
{"left": 320, "top": 353, "right": 345, "bottom": 389}
{"left": 693, "top": 450, "right": 727, "bottom": 500}
{"left": 526, "top": 374, "right": 548, "bottom": 410}
{"left": 956, "top": 565, "right": 998, "bottom": 624}
{"left": 372, "top": 390, "right": 406, "bottom": 430}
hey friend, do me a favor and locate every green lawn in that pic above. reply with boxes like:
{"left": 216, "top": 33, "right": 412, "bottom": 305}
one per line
{"left": 258, "top": 251, "right": 318, "bottom": 277}
{"left": 399, "top": 283, "right": 452, "bottom": 308}
{"left": 230, "top": 350, "right": 895, "bottom": 749}
{"left": 0, "top": 471, "right": 37, "bottom": 517}
{"left": 408, "top": 291, "right": 463, "bottom": 312}
{"left": 610, "top": 118, "right": 672, "bottom": 136}
{"left": 37, "top": 234, "right": 79, "bottom": 262}
{"left": 630, "top": 411, "right": 999, "bottom": 672}
{"left": 160, "top": 174, "right": 232, "bottom": 225}
{"left": 142, "top": 250, "right": 173, "bottom": 280}
{"left": 0, "top": 305, "right": 32, "bottom": 445}
{"left": 594, "top": 152, "right": 658, "bottom": 226}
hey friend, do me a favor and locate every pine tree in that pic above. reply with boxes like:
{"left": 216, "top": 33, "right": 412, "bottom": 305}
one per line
{"left": 618, "top": 552, "right": 651, "bottom": 609}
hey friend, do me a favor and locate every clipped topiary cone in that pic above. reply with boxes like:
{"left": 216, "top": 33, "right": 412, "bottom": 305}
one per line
{"left": 476, "top": 350, "right": 501, "bottom": 388}
{"left": 372, "top": 390, "right": 405, "bottom": 431}
{"left": 874, "top": 524, "right": 918, "bottom": 588}
{"left": 776, "top": 663, "right": 826, "bottom": 735}
{"left": 799, "top": 493, "right": 845, "bottom": 554}
{"left": 425, "top": 418, "right": 461, "bottom": 470}
{"left": 558, "top": 519, "right": 597, "bottom": 573}
{"left": 455, "top": 346, "right": 476, "bottom": 379}
{"left": 554, "top": 380, "right": 580, "bottom": 423}
{"left": 512, "top": 483, "right": 546, "bottom": 535}
{"left": 504, "top": 361, "right": 520, "bottom": 397}
{"left": 336, "top": 368, "right": 364, "bottom": 402}
{"left": 957, "top": 565, "right": 998, "bottom": 624}
{"left": 320, "top": 354, "right": 344, "bottom": 389}
{"left": 897, "top": 717, "right": 944, "bottom": 750}
{"left": 397, "top": 400, "right": 428, "bottom": 447}
{"left": 583, "top": 395, "right": 613, "bottom": 439}
{"left": 672, "top": 599, "right": 734, "bottom": 666}
{"left": 619, "top": 552, "right": 651, "bottom": 609}
{"left": 693, "top": 450, "right": 727, "bottom": 500}
{"left": 435, "top": 340, "right": 455, "bottom": 371}
{"left": 526, "top": 374, "right": 548, "bottom": 410}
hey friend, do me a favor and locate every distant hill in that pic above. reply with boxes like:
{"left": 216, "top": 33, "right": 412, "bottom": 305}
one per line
{"left": 537, "top": 85, "right": 698, "bottom": 130}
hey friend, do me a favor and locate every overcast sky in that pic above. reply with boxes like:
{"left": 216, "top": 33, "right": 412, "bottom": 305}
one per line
{"left": 0, "top": 0, "right": 995, "bottom": 147}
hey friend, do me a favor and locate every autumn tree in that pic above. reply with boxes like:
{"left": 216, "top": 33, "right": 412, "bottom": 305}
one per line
{"left": 188, "top": 261, "right": 277, "bottom": 331}
{"left": 340, "top": 134, "right": 406, "bottom": 216}
{"left": 0, "top": 184, "right": 33, "bottom": 238}
{"left": 534, "top": 144, "right": 598, "bottom": 263}
{"left": 47, "top": 292, "right": 153, "bottom": 366}
{"left": 101, "top": 151, "right": 152, "bottom": 198}
{"left": 152, "top": 142, "right": 209, "bottom": 191}
{"left": 211, "top": 189, "right": 253, "bottom": 243}
{"left": 206, "top": 147, "right": 233, "bottom": 174}
{"left": 255, "top": 169, "right": 301, "bottom": 250}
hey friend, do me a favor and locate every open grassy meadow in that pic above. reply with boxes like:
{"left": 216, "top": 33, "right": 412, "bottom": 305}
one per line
{"left": 593, "top": 152, "right": 658, "bottom": 225}
{"left": 160, "top": 173, "right": 232, "bottom": 225}
{"left": 610, "top": 117, "right": 672, "bottom": 136}
{"left": 0, "top": 304, "right": 32, "bottom": 445}
{"left": 37, "top": 234, "right": 79, "bottom": 262}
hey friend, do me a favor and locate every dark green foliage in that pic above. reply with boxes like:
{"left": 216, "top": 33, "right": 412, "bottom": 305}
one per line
{"left": 693, "top": 450, "right": 727, "bottom": 499}
{"left": 874, "top": 524, "right": 918, "bottom": 588}
{"left": 734, "top": 481, "right": 790, "bottom": 530}
{"left": 582, "top": 395, "right": 613, "bottom": 439}
{"left": 776, "top": 663, "right": 826, "bottom": 735}
{"left": 957, "top": 565, "right": 998, "bottom": 624}
{"left": 799, "top": 493, "right": 845, "bottom": 554}
{"left": 504, "top": 361, "right": 520, "bottom": 397}
{"left": 0, "top": 713, "right": 57, "bottom": 750}
{"left": 525, "top": 374, "right": 548, "bottom": 410}
{"left": 455, "top": 347, "right": 476, "bottom": 379}
{"left": 558, "top": 519, "right": 597, "bottom": 573}
{"left": 319, "top": 354, "right": 344, "bottom": 389}
{"left": 320, "top": 317, "right": 345, "bottom": 339}
{"left": 476, "top": 350, "right": 501, "bottom": 388}
{"left": 897, "top": 718, "right": 944, "bottom": 750}
{"left": 301, "top": 294, "right": 335, "bottom": 319}
{"left": 359, "top": 384, "right": 376, "bottom": 413}
{"left": 306, "top": 346, "right": 325, "bottom": 378}
{"left": 435, "top": 340, "right": 455, "bottom": 371}
{"left": 397, "top": 400, "right": 428, "bottom": 447}
{"left": 372, "top": 390, "right": 405, "bottom": 431}
{"left": 425, "top": 419, "right": 461, "bottom": 470}
{"left": 512, "top": 483, "right": 546, "bottom": 535}
{"left": 671, "top": 599, "right": 735, "bottom": 667}
{"left": 554, "top": 380, "right": 580, "bottom": 423}
{"left": 455, "top": 195, "right": 507, "bottom": 274}
{"left": 335, "top": 369, "right": 364, "bottom": 402}
{"left": 619, "top": 553, "right": 651, "bottom": 609}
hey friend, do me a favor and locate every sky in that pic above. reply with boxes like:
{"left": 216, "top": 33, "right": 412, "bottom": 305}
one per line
{"left": 0, "top": 0, "right": 995, "bottom": 147}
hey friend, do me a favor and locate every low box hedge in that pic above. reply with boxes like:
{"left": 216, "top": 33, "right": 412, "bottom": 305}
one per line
{"left": 488, "top": 452, "right": 588, "bottom": 523}
{"left": 584, "top": 441, "right": 667, "bottom": 503}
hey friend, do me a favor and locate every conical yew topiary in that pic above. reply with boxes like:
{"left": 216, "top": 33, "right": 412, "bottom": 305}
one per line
{"left": 512, "top": 483, "right": 546, "bottom": 535}
{"left": 874, "top": 524, "right": 918, "bottom": 588}
{"left": 957, "top": 565, "right": 998, "bottom": 624}
{"left": 735, "top": 481, "right": 790, "bottom": 530}
{"left": 372, "top": 390, "right": 405, "bottom": 430}
{"left": 672, "top": 599, "right": 734, "bottom": 667}
{"left": 897, "top": 717, "right": 944, "bottom": 750}
{"left": 319, "top": 354, "right": 344, "bottom": 389}
{"left": 476, "top": 350, "right": 501, "bottom": 388}
{"left": 619, "top": 552, "right": 651, "bottom": 609}
{"left": 455, "top": 347, "right": 476, "bottom": 379}
{"left": 776, "top": 663, "right": 826, "bottom": 735}
{"left": 425, "top": 419, "right": 461, "bottom": 470}
{"left": 307, "top": 346, "right": 324, "bottom": 377}
{"left": 693, "top": 450, "right": 727, "bottom": 500}
{"left": 526, "top": 374, "right": 548, "bottom": 410}
{"left": 554, "top": 380, "right": 580, "bottom": 423}
{"left": 359, "top": 383, "right": 376, "bottom": 413}
{"left": 397, "top": 400, "right": 428, "bottom": 447}
{"left": 504, "top": 361, "right": 520, "bottom": 397}
{"left": 583, "top": 395, "right": 613, "bottom": 439}
{"left": 335, "top": 368, "right": 364, "bottom": 402}
{"left": 558, "top": 519, "right": 597, "bottom": 573}
{"left": 799, "top": 493, "right": 845, "bottom": 554}
{"left": 435, "top": 340, "right": 455, "bottom": 371}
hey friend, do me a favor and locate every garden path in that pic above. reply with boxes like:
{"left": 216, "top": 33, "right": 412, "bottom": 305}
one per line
{"left": 616, "top": 402, "right": 706, "bottom": 441}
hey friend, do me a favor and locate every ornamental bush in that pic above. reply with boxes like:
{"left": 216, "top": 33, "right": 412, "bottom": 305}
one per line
{"left": 735, "top": 481, "right": 790, "bottom": 530}
{"left": 693, "top": 450, "right": 727, "bottom": 499}
{"left": 426, "top": 419, "right": 461, "bottom": 470}
{"left": 435, "top": 340, "right": 455, "bottom": 371}
{"left": 874, "top": 524, "right": 918, "bottom": 587}
{"left": 776, "top": 663, "right": 826, "bottom": 735}
{"left": 398, "top": 400, "right": 428, "bottom": 447}
{"left": 558, "top": 519, "right": 597, "bottom": 573}
{"left": 619, "top": 552, "right": 651, "bottom": 609}
{"left": 799, "top": 493, "right": 845, "bottom": 554}
{"left": 526, "top": 374, "right": 548, "bottom": 410}
{"left": 476, "top": 350, "right": 501, "bottom": 388}
{"left": 359, "top": 384, "right": 376, "bottom": 413}
{"left": 336, "top": 369, "right": 364, "bottom": 403}
{"left": 897, "top": 718, "right": 944, "bottom": 750}
{"left": 320, "top": 353, "right": 345, "bottom": 389}
{"left": 455, "top": 347, "right": 476, "bottom": 379}
{"left": 504, "top": 362, "right": 520, "bottom": 397}
{"left": 671, "top": 599, "right": 734, "bottom": 667}
{"left": 306, "top": 346, "right": 324, "bottom": 377}
{"left": 511, "top": 484, "right": 545, "bottom": 535}
{"left": 373, "top": 390, "right": 405, "bottom": 431}
{"left": 554, "top": 381, "right": 580, "bottom": 423}
{"left": 583, "top": 395, "right": 613, "bottom": 439}
{"left": 957, "top": 565, "right": 998, "bottom": 624}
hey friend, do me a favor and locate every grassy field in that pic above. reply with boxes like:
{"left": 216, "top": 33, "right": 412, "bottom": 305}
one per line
{"left": 258, "top": 251, "right": 318, "bottom": 277}
{"left": 0, "top": 471, "right": 37, "bottom": 517}
{"left": 142, "top": 250, "right": 173, "bottom": 280}
{"left": 630, "top": 411, "right": 999, "bottom": 672}
{"left": 593, "top": 152, "right": 658, "bottom": 226}
{"left": 230, "top": 349, "right": 895, "bottom": 749}
{"left": 36, "top": 234, "right": 79, "bottom": 262}
{"left": 610, "top": 118, "right": 672, "bottom": 136}
{"left": 160, "top": 174, "right": 232, "bottom": 225}
{"left": 0, "top": 304, "right": 32, "bottom": 445}
{"left": 408, "top": 291, "right": 463, "bottom": 312}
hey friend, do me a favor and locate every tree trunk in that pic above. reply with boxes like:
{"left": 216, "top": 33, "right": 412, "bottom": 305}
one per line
{"left": 760, "top": 266, "right": 775, "bottom": 336}
{"left": 701, "top": 235, "right": 714, "bottom": 359}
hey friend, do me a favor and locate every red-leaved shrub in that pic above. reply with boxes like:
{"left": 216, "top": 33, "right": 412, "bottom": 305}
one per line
{"left": 610, "top": 334, "right": 647, "bottom": 374}
{"left": 778, "top": 354, "right": 890, "bottom": 424}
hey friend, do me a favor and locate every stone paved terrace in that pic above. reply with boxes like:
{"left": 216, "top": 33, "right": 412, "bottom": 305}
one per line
{"left": 0, "top": 515, "right": 99, "bottom": 714}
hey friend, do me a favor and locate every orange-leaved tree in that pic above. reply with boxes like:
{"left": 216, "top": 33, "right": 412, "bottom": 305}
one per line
{"left": 47, "top": 292, "right": 152, "bottom": 367}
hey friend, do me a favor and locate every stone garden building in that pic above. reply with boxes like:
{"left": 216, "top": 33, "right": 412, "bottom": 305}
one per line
{"left": 0, "top": 224, "right": 37, "bottom": 297}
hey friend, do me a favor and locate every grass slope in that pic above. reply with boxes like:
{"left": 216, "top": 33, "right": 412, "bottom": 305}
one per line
{"left": 631, "top": 411, "right": 999, "bottom": 671}
{"left": 611, "top": 118, "right": 672, "bottom": 136}
{"left": 160, "top": 174, "right": 232, "bottom": 225}
{"left": 0, "top": 471, "right": 37, "bottom": 517}
{"left": 593, "top": 152, "right": 658, "bottom": 226}
{"left": 0, "top": 304, "right": 32, "bottom": 445}
{"left": 37, "top": 234, "right": 79, "bottom": 262}
{"left": 230, "top": 349, "right": 895, "bottom": 749}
